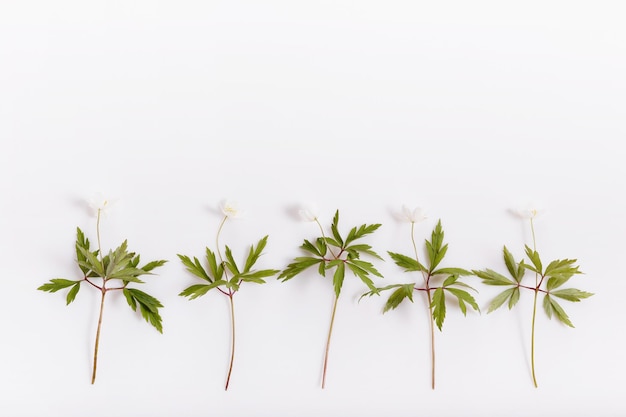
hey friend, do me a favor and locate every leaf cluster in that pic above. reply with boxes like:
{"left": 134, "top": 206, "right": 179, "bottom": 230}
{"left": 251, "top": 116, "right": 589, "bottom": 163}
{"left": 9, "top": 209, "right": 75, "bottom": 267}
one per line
{"left": 278, "top": 210, "right": 383, "bottom": 297}
{"left": 473, "top": 245, "right": 592, "bottom": 327}
{"left": 178, "top": 235, "right": 279, "bottom": 299}
{"left": 38, "top": 227, "right": 167, "bottom": 332}
{"left": 363, "top": 220, "right": 479, "bottom": 330}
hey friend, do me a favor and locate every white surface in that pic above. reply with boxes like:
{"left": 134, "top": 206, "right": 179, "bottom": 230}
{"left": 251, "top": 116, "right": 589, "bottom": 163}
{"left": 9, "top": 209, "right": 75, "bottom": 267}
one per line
{"left": 1, "top": 1, "right": 624, "bottom": 416}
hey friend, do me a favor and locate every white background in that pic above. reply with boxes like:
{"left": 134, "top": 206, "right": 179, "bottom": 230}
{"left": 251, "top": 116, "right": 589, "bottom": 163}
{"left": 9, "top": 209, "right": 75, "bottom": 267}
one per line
{"left": 1, "top": 1, "right": 625, "bottom": 416}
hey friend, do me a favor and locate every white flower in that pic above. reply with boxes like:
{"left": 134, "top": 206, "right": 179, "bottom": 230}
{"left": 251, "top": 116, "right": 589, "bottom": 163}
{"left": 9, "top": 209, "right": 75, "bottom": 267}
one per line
{"left": 401, "top": 205, "right": 427, "bottom": 223}
{"left": 220, "top": 200, "right": 244, "bottom": 219}
{"left": 298, "top": 205, "right": 319, "bottom": 222}
{"left": 88, "top": 193, "right": 115, "bottom": 217}
{"left": 515, "top": 204, "right": 544, "bottom": 220}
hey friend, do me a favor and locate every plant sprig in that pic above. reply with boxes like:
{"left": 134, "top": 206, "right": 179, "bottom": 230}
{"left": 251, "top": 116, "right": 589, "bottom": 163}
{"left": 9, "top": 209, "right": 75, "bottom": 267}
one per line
{"left": 473, "top": 209, "right": 593, "bottom": 387}
{"left": 38, "top": 200, "right": 166, "bottom": 384}
{"left": 362, "top": 217, "right": 478, "bottom": 389}
{"left": 178, "top": 201, "right": 279, "bottom": 390}
{"left": 279, "top": 209, "right": 383, "bottom": 388}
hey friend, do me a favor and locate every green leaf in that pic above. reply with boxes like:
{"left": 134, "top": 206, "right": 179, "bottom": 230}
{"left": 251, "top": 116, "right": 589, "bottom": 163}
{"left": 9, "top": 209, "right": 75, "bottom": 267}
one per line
{"left": 387, "top": 251, "right": 425, "bottom": 272}
{"left": 224, "top": 246, "right": 240, "bottom": 275}
{"left": 426, "top": 220, "right": 448, "bottom": 271}
{"left": 330, "top": 210, "right": 344, "bottom": 247}
{"left": 65, "top": 282, "right": 81, "bottom": 305}
{"left": 178, "top": 254, "right": 212, "bottom": 282}
{"left": 142, "top": 260, "right": 167, "bottom": 273}
{"left": 77, "top": 245, "right": 105, "bottom": 277}
{"left": 346, "top": 244, "right": 383, "bottom": 260}
{"left": 382, "top": 284, "right": 415, "bottom": 312}
{"left": 278, "top": 257, "right": 323, "bottom": 281}
{"left": 446, "top": 288, "right": 479, "bottom": 315}
{"left": 509, "top": 287, "right": 520, "bottom": 309}
{"left": 123, "top": 288, "right": 164, "bottom": 333}
{"left": 545, "top": 259, "right": 581, "bottom": 290}
{"left": 473, "top": 269, "right": 516, "bottom": 286}
{"left": 431, "top": 287, "right": 446, "bottom": 331}
{"left": 503, "top": 246, "right": 517, "bottom": 279}
{"left": 205, "top": 247, "right": 222, "bottom": 280}
{"left": 431, "top": 267, "right": 472, "bottom": 277}
{"left": 301, "top": 239, "right": 322, "bottom": 256}
{"left": 487, "top": 288, "right": 515, "bottom": 313}
{"left": 346, "top": 261, "right": 377, "bottom": 292}
{"left": 38, "top": 278, "right": 80, "bottom": 293}
{"left": 524, "top": 245, "right": 543, "bottom": 274}
{"left": 550, "top": 288, "right": 593, "bottom": 302}
{"left": 544, "top": 295, "right": 574, "bottom": 327}
{"left": 244, "top": 236, "right": 269, "bottom": 273}
{"left": 344, "top": 223, "right": 382, "bottom": 246}
{"left": 332, "top": 261, "right": 345, "bottom": 297}
{"left": 179, "top": 281, "right": 228, "bottom": 300}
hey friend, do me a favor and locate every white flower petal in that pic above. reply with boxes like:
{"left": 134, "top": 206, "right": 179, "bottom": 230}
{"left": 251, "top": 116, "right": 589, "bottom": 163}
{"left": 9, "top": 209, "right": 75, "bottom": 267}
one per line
{"left": 88, "top": 193, "right": 115, "bottom": 217}
{"left": 220, "top": 199, "right": 243, "bottom": 219}
{"left": 401, "top": 205, "right": 427, "bottom": 223}
{"left": 515, "top": 204, "right": 544, "bottom": 220}
{"left": 298, "top": 205, "right": 319, "bottom": 222}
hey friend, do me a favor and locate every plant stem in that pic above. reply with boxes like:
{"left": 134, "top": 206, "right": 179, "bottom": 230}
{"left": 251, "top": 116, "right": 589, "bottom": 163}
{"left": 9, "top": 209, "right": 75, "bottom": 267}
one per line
{"left": 91, "top": 289, "right": 106, "bottom": 384}
{"left": 531, "top": 289, "right": 539, "bottom": 388}
{"left": 225, "top": 294, "right": 236, "bottom": 391}
{"left": 410, "top": 222, "right": 435, "bottom": 389}
{"left": 529, "top": 215, "right": 539, "bottom": 388}
{"left": 322, "top": 295, "right": 339, "bottom": 389}
{"left": 426, "top": 288, "right": 435, "bottom": 389}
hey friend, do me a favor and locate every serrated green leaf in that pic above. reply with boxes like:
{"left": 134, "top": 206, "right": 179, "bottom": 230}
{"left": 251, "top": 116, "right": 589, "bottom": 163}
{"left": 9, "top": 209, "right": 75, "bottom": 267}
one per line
{"left": 205, "top": 247, "right": 221, "bottom": 280}
{"left": 142, "top": 260, "right": 167, "bottom": 273}
{"left": 543, "top": 293, "right": 553, "bottom": 319}
{"left": 330, "top": 210, "right": 343, "bottom": 247}
{"left": 301, "top": 239, "right": 322, "bottom": 256}
{"left": 332, "top": 261, "right": 345, "bottom": 297}
{"left": 77, "top": 245, "right": 105, "bottom": 277}
{"left": 473, "top": 269, "right": 516, "bottom": 286}
{"left": 446, "top": 288, "right": 479, "bottom": 315}
{"left": 346, "top": 261, "right": 376, "bottom": 292}
{"left": 346, "top": 244, "right": 383, "bottom": 260}
{"left": 431, "top": 287, "right": 446, "bottom": 331}
{"left": 278, "top": 257, "right": 323, "bottom": 281}
{"left": 244, "top": 236, "right": 268, "bottom": 273}
{"left": 124, "top": 288, "right": 164, "bottom": 333}
{"left": 65, "top": 283, "right": 81, "bottom": 305}
{"left": 487, "top": 288, "right": 515, "bottom": 313}
{"left": 516, "top": 260, "right": 526, "bottom": 282}
{"left": 179, "top": 281, "right": 228, "bottom": 300}
{"left": 224, "top": 246, "right": 240, "bottom": 276}
{"left": 344, "top": 223, "right": 382, "bottom": 247}
{"left": 442, "top": 275, "right": 458, "bottom": 287}
{"left": 431, "top": 267, "right": 472, "bottom": 277}
{"left": 503, "top": 246, "right": 517, "bottom": 279}
{"left": 509, "top": 287, "right": 520, "bottom": 309}
{"left": 550, "top": 288, "right": 594, "bottom": 302}
{"left": 387, "top": 251, "right": 425, "bottom": 272}
{"left": 38, "top": 278, "right": 80, "bottom": 293}
{"left": 382, "top": 284, "right": 415, "bottom": 312}
{"left": 178, "top": 254, "right": 212, "bottom": 282}
{"left": 545, "top": 295, "right": 574, "bottom": 327}
{"left": 524, "top": 245, "right": 543, "bottom": 274}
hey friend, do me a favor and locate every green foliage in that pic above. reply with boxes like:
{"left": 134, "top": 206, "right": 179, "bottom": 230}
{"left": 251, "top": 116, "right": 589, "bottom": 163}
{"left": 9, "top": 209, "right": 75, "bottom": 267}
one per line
{"left": 368, "top": 220, "right": 478, "bottom": 330}
{"left": 278, "top": 210, "right": 383, "bottom": 297}
{"left": 38, "top": 227, "right": 167, "bottom": 332}
{"left": 179, "top": 235, "right": 279, "bottom": 299}
{"left": 475, "top": 245, "right": 591, "bottom": 326}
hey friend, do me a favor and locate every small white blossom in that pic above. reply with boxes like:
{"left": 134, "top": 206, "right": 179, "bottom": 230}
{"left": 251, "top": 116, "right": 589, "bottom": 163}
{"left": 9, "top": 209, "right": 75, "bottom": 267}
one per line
{"left": 88, "top": 193, "right": 115, "bottom": 217}
{"left": 298, "top": 205, "right": 320, "bottom": 222}
{"left": 515, "top": 204, "right": 544, "bottom": 220}
{"left": 401, "top": 205, "right": 427, "bottom": 223}
{"left": 220, "top": 200, "right": 244, "bottom": 219}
